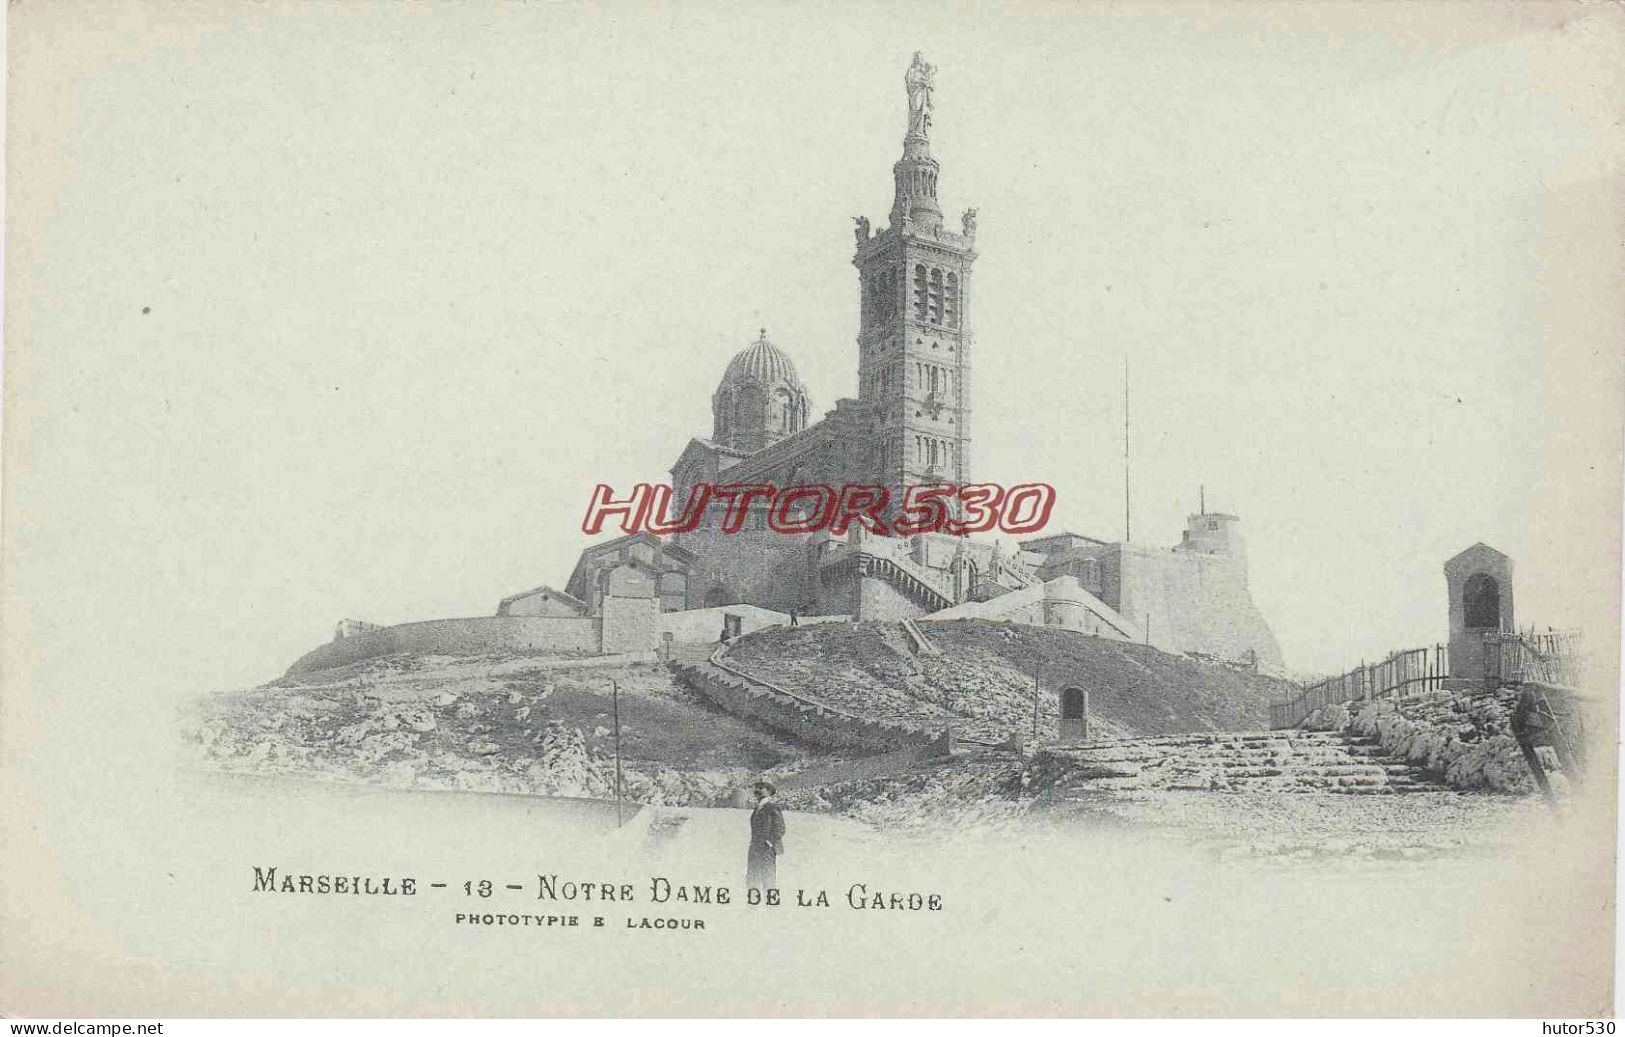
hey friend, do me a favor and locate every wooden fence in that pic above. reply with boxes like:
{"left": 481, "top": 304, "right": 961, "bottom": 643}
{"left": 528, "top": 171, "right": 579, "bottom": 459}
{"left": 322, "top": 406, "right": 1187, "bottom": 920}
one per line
{"left": 1483, "top": 628, "right": 1584, "bottom": 689}
{"left": 1269, "top": 644, "right": 1449, "bottom": 730}
{"left": 1270, "top": 628, "right": 1585, "bottom": 729}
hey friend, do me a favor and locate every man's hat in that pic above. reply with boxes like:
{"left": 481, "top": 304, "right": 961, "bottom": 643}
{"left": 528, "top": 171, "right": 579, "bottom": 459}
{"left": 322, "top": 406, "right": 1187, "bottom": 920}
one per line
{"left": 753, "top": 779, "right": 777, "bottom": 794}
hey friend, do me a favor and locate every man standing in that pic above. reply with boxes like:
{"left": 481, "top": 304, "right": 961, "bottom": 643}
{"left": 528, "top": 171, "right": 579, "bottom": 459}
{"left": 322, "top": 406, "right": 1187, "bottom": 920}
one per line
{"left": 746, "top": 780, "right": 786, "bottom": 891}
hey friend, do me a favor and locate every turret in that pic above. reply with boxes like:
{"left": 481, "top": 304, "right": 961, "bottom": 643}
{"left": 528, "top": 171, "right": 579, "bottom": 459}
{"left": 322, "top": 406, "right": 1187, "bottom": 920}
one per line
{"left": 1179, "top": 511, "right": 1245, "bottom": 562}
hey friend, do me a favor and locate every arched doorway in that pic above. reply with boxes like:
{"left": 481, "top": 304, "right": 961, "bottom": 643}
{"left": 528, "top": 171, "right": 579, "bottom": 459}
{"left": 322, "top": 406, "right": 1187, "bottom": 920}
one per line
{"left": 1464, "top": 573, "right": 1500, "bottom": 629}
{"left": 1059, "top": 686, "right": 1089, "bottom": 741}
{"left": 1060, "top": 688, "right": 1085, "bottom": 720}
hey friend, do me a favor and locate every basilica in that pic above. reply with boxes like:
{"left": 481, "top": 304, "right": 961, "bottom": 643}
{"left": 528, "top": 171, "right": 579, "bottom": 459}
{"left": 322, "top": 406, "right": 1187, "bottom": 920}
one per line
{"left": 527, "top": 53, "right": 1284, "bottom": 672}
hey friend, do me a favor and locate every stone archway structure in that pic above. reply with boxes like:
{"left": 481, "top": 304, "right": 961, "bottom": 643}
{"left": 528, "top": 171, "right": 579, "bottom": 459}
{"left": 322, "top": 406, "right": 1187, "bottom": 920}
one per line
{"left": 1444, "top": 543, "right": 1514, "bottom": 680}
{"left": 1058, "top": 686, "right": 1089, "bottom": 741}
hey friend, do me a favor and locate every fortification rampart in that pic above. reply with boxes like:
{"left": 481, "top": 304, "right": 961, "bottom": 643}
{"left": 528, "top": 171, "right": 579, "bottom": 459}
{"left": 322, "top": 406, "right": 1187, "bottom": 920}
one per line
{"left": 672, "top": 527, "right": 817, "bottom": 612}
{"left": 1102, "top": 543, "right": 1282, "bottom": 670}
{"left": 927, "top": 575, "right": 1139, "bottom": 640}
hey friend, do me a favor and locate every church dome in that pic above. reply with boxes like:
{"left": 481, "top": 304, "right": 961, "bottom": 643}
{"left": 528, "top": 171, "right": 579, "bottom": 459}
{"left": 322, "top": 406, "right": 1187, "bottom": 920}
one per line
{"left": 711, "top": 329, "right": 811, "bottom": 454}
{"left": 720, "top": 329, "right": 806, "bottom": 392}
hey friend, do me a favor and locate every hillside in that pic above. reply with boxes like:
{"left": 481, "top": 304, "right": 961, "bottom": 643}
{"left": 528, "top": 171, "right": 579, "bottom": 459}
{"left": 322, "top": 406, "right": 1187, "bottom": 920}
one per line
{"left": 726, "top": 619, "right": 1298, "bottom": 742}
{"left": 187, "top": 619, "right": 1299, "bottom": 809}
{"left": 185, "top": 651, "right": 820, "bottom": 805}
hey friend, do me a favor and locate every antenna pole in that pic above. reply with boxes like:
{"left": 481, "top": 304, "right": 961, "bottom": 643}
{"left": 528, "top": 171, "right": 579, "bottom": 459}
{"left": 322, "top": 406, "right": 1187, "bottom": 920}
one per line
{"left": 1123, "top": 358, "right": 1131, "bottom": 543}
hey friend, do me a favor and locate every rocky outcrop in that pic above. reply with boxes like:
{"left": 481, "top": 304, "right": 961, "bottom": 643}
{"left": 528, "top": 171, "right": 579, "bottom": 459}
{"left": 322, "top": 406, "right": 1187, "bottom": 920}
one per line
{"left": 187, "top": 655, "right": 785, "bottom": 806}
{"left": 1303, "top": 690, "right": 1536, "bottom": 794}
{"left": 1036, "top": 729, "right": 1453, "bottom": 795}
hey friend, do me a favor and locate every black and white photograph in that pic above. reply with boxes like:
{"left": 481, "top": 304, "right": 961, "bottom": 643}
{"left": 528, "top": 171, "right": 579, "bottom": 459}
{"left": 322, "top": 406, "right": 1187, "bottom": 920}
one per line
{"left": 3, "top": 0, "right": 1621, "bottom": 1020}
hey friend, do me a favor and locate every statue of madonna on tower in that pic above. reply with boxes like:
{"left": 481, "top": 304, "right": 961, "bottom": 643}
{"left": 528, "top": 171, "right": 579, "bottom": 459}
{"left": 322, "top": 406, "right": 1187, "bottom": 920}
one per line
{"left": 905, "top": 51, "right": 935, "bottom": 139}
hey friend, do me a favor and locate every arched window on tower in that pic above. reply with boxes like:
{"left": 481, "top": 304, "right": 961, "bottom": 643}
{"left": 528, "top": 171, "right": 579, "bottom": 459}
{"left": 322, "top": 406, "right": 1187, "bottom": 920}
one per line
{"left": 946, "top": 273, "right": 959, "bottom": 328}
{"left": 773, "top": 388, "right": 795, "bottom": 433}
{"left": 715, "top": 391, "right": 731, "bottom": 438}
{"left": 929, "top": 268, "right": 944, "bottom": 325}
{"left": 913, "top": 265, "right": 928, "bottom": 320}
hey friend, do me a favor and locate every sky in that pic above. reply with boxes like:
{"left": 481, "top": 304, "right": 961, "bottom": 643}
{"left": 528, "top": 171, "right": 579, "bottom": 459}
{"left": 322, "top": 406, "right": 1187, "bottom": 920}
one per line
{"left": 6, "top": 1, "right": 1623, "bottom": 699}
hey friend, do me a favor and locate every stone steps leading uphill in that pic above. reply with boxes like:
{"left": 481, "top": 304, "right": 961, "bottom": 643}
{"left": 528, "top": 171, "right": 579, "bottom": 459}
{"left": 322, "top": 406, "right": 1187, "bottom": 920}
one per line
{"left": 1040, "top": 729, "right": 1456, "bottom": 796}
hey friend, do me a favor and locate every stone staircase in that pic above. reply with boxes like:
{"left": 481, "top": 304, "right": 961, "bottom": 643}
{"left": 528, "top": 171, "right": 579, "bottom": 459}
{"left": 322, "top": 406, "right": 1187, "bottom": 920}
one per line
{"left": 1040, "top": 728, "right": 1456, "bottom": 796}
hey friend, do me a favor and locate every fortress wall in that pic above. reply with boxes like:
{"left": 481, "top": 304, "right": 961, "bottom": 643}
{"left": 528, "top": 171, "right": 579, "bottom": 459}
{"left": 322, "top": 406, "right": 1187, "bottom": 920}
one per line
{"left": 600, "top": 596, "right": 660, "bottom": 654}
{"left": 677, "top": 528, "right": 816, "bottom": 611}
{"left": 658, "top": 604, "right": 791, "bottom": 643}
{"left": 857, "top": 575, "right": 928, "bottom": 621}
{"left": 672, "top": 663, "right": 939, "bottom": 752}
{"left": 1043, "top": 595, "right": 1135, "bottom": 639}
{"left": 286, "top": 616, "right": 601, "bottom": 675}
{"left": 1106, "top": 545, "right": 1283, "bottom": 669}
{"left": 926, "top": 576, "right": 1139, "bottom": 640}
{"left": 813, "top": 570, "right": 860, "bottom": 616}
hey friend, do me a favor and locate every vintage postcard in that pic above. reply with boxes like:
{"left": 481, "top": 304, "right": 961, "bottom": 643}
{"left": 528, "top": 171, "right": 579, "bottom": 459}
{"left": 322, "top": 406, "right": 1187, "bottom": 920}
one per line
{"left": 3, "top": 0, "right": 1622, "bottom": 1019}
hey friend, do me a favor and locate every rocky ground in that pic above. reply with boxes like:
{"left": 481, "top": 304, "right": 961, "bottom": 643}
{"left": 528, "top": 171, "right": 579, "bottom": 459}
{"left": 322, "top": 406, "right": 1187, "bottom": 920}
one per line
{"left": 729, "top": 620, "right": 1298, "bottom": 742}
{"left": 184, "top": 650, "right": 829, "bottom": 806}
{"left": 777, "top": 747, "right": 1550, "bottom": 865}
{"left": 1301, "top": 686, "right": 1583, "bottom": 794}
{"left": 187, "top": 635, "right": 1556, "bottom": 864}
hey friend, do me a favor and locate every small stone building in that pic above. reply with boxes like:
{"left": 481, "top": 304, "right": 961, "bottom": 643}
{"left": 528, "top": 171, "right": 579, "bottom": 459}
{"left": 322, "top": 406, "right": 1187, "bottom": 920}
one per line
{"left": 561, "top": 532, "right": 693, "bottom": 615}
{"left": 495, "top": 585, "right": 588, "bottom": 617}
{"left": 1444, "top": 543, "right": 1514, "bottom": 680}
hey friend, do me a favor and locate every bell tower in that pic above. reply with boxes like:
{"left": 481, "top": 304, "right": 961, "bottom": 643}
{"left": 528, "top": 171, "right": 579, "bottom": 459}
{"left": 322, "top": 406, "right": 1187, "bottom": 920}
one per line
{"left": 852, "top": 52, "right": 977, "bottom": 513}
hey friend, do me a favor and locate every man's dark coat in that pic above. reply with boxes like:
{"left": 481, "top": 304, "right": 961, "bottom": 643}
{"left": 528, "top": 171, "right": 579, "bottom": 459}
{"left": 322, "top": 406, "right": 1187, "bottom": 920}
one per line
{"left": 746, "top": 799, "right": 786, "bottom": 889}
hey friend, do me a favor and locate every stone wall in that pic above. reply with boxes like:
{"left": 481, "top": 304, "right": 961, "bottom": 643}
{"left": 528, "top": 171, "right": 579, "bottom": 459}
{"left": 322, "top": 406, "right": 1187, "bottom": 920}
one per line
{"left": 927, "top": 576, "right": 1139, "bottom": 640}
{"left": 286, "top": 616, "right": 601, "bottom": 675}
{"left": 497, "top": 588, "right": 587, "bottom": 617}
{"left": 600, "top": 595, "right": 660, "bottom": 653}
{"left": 1101, "top": 543, "right": 1283, "bottom": 670}
{"left": 1303, "top": 690, "right": 1543, "bottom": 793}
{"left": 657, "top": 604, "right": 848, "bottom": 643}
{"left": 857, "top": 574, "right": 927, "bottom": 621}
{"left": 813, "top": 567, "right": 859, "bottom": 615}
{"left": 674, "top": 527, "right": 817, "bottom": 611}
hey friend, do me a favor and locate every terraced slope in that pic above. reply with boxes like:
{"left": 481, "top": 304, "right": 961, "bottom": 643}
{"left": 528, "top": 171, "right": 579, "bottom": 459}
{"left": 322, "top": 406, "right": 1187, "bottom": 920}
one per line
{"left": 725, "top": 619, "right": 1298, "bottom": 742}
